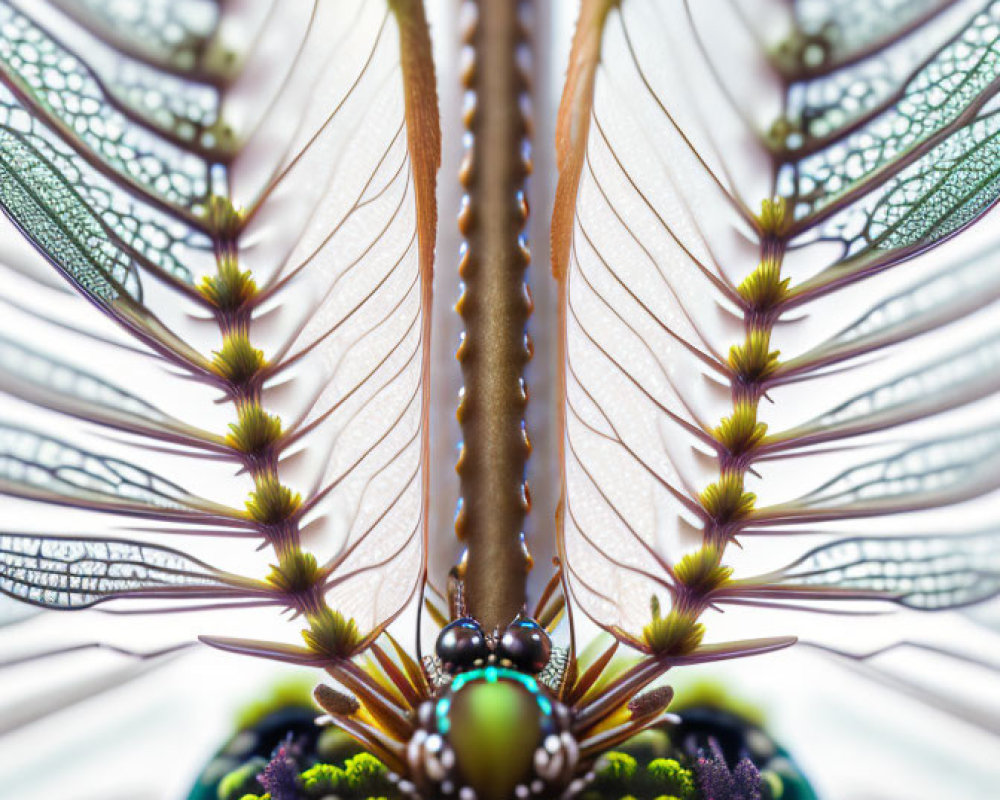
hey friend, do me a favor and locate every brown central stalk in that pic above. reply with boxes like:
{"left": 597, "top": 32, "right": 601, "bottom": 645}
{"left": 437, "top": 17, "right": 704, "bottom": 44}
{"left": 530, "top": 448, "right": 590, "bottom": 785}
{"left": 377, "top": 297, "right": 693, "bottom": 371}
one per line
{"left": 455, "top": 0, "right": 534, "bottom": 632}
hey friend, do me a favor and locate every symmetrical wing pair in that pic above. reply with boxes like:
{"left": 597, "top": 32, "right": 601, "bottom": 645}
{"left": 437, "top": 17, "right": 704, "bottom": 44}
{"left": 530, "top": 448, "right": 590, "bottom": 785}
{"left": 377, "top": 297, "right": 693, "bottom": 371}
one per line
{"left": 0, "top": 1, "right": 998, "bottom": 798}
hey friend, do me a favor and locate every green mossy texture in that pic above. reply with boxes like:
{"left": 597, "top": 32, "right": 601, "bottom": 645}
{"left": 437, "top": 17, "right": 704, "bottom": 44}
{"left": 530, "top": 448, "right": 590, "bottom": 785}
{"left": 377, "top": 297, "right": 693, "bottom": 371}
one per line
{"left": 217, "top": 735, "right": 811, "bottom": 800}
{"left": 205, "top": 680, "right": 815, "bottom": 800}
{"left": 580, "top": 752, "right": 698, "bottom": 800}
{"left": 220, "top": 754, "right": 394, "bottom": 800}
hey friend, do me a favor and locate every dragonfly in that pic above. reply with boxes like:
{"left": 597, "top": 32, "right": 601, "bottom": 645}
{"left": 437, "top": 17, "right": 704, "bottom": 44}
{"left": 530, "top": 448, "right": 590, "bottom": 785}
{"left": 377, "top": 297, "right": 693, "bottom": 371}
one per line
{"left": 0, "top": 0, "right": 998, "bottom": 798}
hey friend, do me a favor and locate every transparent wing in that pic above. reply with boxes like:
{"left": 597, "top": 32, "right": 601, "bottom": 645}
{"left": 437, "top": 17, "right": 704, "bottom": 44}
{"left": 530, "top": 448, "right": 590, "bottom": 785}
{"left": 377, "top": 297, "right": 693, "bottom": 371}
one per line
{"left": 0, "top": 532, "right": 245, "bottom": 610}
{"left": 553, "top": 0, "right": 1000, "bottom": 686}
{"left": 0, "top": 0, "right": 438, "bottom": 674}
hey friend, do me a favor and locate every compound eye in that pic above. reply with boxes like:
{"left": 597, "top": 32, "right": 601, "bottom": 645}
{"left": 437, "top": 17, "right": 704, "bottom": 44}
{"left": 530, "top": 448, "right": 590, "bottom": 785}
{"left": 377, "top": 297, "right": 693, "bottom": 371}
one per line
{"left": 498, "top": 617, "right": 551, "bottom": 674}
{"left": 436, "top": 617, "right": 489, "bottom": 673}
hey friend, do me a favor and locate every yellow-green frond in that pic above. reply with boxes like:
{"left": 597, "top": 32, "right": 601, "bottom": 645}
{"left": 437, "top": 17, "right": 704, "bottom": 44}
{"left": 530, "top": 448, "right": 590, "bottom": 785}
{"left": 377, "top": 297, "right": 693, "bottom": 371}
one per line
{"left": 673, "top": 547, "right": 733, "bottom": 595}
{"left": 728, "top": 331, "right": 780, "bottom": 384}
{"left": 246, "top": 475, "right": 302, "bottom": 525}
{"left": 699, "top": 474, "right": 756, "bottom": 526}
{"left": 737, "top": 258, "right": 790, "bottom": 312}
{"left": 200, "top": 257, "right": 258, "bottom": 311}
{"left": 642, "top": 605, "right": 705, "bottom": 657}
{"left": 302, "top": 607, "right": 363, "bottom": 660}
{"left": 267, "top": 551, "right": 322, "bottom": 595}
{"left": 227, "top": 405, "right": 283, "bottom": 455}
{"left": 205, "top": 194, "right": 245, "bottom": 240}
{"left": 755, "top": 196, "right": 790, "bottom": 237}
{"left": 212, "top": 332, "right": 267, "bottom": 386}
{"left": 713, "top": 403, "right": 768, "bottom": 458}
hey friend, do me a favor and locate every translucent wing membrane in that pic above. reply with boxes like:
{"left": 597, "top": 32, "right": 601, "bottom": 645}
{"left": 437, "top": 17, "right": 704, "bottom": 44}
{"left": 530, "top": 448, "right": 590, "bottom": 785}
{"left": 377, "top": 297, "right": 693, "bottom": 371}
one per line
{"left": 0, "top": 0, "right": 438, "bottom": 683}
{"left": 748, "top": 530, "right": 1000, "bottom": 609}
{"left": 553, "top": 0, "right": 1000, "bottom": 696}
{"left": 0, "top": 532, "right": 239, "bottom": 610}
{"left": 0, "top": 332, "right": 225, "bottom": 448}
{"left": 0, "top": 124, "right": 145, "bottom": 302}
{"left": 790, "top": 0, "right": 952, "bottom": 68}
{"left": 48, "top": 0, "right": 221, "bottom": 76}
{"left": 0, "top": 422, "right": 232, "bottom": 518}
{"left": 0, "top": 4, "right": 214, "bottom": 216}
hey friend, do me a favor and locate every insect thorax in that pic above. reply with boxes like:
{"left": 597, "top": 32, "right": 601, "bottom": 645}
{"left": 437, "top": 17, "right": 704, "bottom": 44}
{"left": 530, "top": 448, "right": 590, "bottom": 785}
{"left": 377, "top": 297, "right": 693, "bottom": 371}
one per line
{"left": 400, "top": 616, "right": 581, "bottom": 800}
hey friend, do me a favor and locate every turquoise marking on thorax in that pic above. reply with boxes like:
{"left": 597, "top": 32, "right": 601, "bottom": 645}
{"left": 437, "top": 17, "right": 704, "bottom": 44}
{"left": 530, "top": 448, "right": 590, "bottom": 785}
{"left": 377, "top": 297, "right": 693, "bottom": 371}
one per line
{"left": 436, "top": 697, "right": 452, "bottom": 734}
{"left": 435, "top": 666, "right": 553, "bottom": 736}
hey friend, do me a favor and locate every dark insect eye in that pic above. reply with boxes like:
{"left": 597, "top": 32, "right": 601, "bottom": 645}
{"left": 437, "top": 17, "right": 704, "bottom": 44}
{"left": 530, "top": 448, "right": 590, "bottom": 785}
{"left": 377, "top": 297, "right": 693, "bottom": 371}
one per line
{"left": 435, "top": 617, "right": 489, "bottom": 673}
{"left": 498, "top": 617, "right": 551, "bottom": 674}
